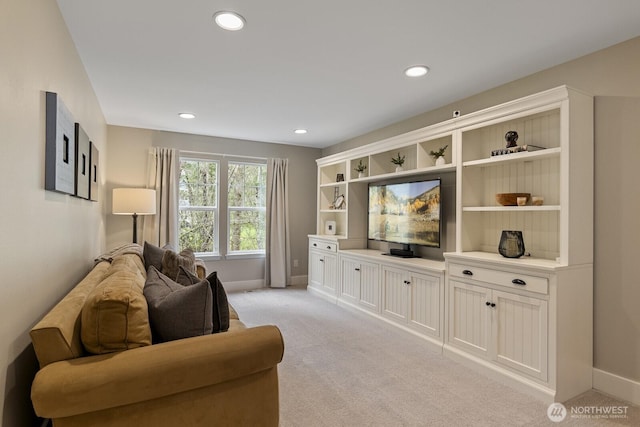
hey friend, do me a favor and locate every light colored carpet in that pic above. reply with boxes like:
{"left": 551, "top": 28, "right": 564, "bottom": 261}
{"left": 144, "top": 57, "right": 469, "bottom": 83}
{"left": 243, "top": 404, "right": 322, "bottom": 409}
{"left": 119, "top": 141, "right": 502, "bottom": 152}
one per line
{"left": 228, "top": 286, "right": 638, "bottom": 426}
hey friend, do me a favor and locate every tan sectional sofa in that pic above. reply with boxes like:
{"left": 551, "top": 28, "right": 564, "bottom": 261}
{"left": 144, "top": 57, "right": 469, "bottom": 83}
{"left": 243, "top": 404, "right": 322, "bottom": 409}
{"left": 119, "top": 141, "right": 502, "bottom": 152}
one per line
{"left": 30, "top": 253, "right": 284, "bottom": 427}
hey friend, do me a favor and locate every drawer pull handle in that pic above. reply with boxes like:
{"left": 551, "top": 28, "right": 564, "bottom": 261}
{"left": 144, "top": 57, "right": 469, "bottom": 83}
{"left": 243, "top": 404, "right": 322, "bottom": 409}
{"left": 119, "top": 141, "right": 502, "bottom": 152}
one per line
{"left": 404, "top": 280, "right": 411, "bottom": 285}
{"left": 485, "top": 301, "right": 491, "bottom": 306}
{"left": 320, "top": 259, "right": 324, "bottom": 262}
{"left": 491, "top": 303, "right": 496, "bottom": 308}
{"left": 462, "top": 270, "right": 473, "bottom": 276}
{"left": 512, "top": 279, "right": 526, "bottom": 286}
{"left": 313, "top": 243, "right": 317, "bottom": 247}
{"left": 354, "top": 268, "right": 360, "bottom": 271}
{"left": 326, "top": 246, "right": 332, "bottom": 250}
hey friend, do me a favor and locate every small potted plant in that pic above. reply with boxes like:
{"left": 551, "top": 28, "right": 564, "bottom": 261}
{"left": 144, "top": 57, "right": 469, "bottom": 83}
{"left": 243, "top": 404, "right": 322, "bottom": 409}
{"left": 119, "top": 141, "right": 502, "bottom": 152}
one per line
{"left": 354, "top": 160, "right": 367, "bottom": 178}
{"left": 391, "top": 153, "right": 405, "bottom": 172}
{"left": 429, "top": 145, "right": 448, "bottom": 166}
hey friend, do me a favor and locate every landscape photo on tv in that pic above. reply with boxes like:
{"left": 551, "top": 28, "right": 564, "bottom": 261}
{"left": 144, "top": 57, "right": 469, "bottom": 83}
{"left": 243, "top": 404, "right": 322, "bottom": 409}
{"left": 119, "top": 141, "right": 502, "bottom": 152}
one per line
{"left": 368, "top": 179, "right": 441, "bottom": 247}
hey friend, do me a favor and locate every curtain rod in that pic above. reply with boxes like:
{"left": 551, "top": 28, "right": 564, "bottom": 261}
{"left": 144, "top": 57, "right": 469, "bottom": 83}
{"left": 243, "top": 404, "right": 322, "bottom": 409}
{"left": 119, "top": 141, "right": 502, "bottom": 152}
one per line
{"left": 177, "top": 150, "right": 268, "bottom": 161}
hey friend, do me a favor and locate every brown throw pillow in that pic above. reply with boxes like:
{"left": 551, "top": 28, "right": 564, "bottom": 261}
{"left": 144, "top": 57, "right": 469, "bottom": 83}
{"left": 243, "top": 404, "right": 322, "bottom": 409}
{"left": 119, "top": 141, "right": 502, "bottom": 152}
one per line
{"left": 176, "top": 267, "right": 230, "bottom": 333}
{"left": 144, "top": 266, "right": 213, "bottom": 343}
{"left": 161, "top": 248, "right": 196, "bottom": 281}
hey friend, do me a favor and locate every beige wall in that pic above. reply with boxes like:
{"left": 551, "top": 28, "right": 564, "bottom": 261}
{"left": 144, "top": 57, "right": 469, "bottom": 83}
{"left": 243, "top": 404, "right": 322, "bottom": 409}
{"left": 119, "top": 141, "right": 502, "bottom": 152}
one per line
{"left": 0, "top": 0, "right": 107, "bottom": 425}
{"left": 324, "top": 37, "right": 640, "bottom": 383}
{"left": 106, "top": 126, "right": 320, "bottom": 283}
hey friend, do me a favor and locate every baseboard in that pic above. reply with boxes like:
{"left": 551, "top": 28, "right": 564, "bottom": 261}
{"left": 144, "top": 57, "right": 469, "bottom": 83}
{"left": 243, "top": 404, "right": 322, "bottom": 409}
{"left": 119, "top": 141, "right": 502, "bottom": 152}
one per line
{"left": 225, "top": 279, "right": 265, "bottom": 293}
{"left": 226, "top": 276, "right": 308, "bottom": 293}
{"left": 290, "top": 275, "right": 307, "bottom": 286}
{"left": 593, "top": 368, "right": 640, "bottom": 406}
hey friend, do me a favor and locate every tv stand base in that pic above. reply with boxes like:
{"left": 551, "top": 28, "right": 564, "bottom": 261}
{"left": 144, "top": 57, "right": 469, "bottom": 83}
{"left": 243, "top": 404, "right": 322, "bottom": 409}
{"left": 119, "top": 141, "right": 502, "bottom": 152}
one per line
{"left": 388, "top": 248, "right": 417, "bottom": 258}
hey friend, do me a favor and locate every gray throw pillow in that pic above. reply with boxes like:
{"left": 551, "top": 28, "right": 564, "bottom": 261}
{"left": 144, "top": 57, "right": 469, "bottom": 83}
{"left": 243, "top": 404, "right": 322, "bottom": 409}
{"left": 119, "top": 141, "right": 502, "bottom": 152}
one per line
{"left": 144, "top": 266, "right": 213, "bottom": 343}
{"left": 143, "top": 241, "right": 166, "bottom": 272}
{"left": 206, "top": 271, "right": 230, "bottom": 333}
{"left": 176, "top": 267, "right": 230, "bottom": 333}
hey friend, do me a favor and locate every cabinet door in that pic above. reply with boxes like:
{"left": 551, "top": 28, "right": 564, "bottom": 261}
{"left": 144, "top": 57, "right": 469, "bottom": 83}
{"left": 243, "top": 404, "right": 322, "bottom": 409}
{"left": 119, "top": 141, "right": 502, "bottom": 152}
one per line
{"left": 309, "top": 251, "right": 324, "bottom": 289}
{"left": 322, "top": 253, "right": 338, "bottom": 294}
{"left": 492, "top": 290, "right": 548, "bottom": 381}
{"left": 340, "top": 257, "right": 360, "bottom": 303}
{"left": 408, "top": 272, "right": 441, "bottom": 338}
{"left": 448, "top": 280, "right": 491, "bottom": 358}
{"left": 381, "top": 266, "right": 408, "bottom": 322}
{"left": 358, "top": 261, "right": 380, "bottom": 313}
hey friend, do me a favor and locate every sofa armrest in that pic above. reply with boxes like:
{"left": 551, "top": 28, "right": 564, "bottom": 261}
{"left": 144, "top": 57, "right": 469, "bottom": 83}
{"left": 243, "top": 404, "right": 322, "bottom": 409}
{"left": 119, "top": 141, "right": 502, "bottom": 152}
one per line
{"left": 31, "top": 325, "right": 284, "bottom": 419}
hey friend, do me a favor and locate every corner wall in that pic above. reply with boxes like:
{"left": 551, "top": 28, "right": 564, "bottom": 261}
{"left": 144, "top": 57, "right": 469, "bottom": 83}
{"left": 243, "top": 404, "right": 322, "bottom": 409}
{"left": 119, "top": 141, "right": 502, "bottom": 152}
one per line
{"left": 323, "top": 37, "right": 640, "bottom": 400}
{"left": 106, "top": 126, "right": 320, "bottom": 286}
{"left": 0, "top": 0, "right": 108, "bottom": 424}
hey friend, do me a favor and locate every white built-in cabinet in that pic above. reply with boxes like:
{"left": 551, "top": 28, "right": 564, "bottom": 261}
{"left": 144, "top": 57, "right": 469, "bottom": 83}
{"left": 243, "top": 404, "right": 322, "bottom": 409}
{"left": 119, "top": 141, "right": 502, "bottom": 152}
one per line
{"left": 447, "top": 260, "right": 549, "bottom": 382}
{"left": 339, "top": 254, "right": 380, "bottom": 313}
{"left": 381, "top": 264, "right": 442, "bottom": 339}
{"left": 308, "top": 238, "right": 338, "bottom": 298}
{"left": 309, "top": 86, "right": 593, "bottom": 403}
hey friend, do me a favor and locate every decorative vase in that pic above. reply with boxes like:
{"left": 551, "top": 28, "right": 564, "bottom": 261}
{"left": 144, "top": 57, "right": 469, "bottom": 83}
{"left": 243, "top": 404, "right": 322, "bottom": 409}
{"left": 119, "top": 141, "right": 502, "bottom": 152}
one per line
{"left": 395, "top": 166, "right": 403, "bottom": 173}
{"left": 435, "top": 156, "right": 445, "bottom": 166}
{"left": 358, "top": 171, "right": 364, "bottom": 178}
{"left": 498, "top": 230, "right": 525, "bottom": 258}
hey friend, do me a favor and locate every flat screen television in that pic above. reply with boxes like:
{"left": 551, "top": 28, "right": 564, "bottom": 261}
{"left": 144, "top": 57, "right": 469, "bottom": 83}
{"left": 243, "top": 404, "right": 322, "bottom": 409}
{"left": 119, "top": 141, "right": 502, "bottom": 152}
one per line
{"left": 368, "top": 178, "right": 441, "bottom": 250}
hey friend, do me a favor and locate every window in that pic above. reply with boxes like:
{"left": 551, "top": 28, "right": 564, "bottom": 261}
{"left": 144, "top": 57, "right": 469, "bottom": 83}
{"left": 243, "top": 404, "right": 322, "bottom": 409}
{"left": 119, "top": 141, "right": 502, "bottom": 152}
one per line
{"left": 178, "top": 155, "right": 267, "bottom": 258}
{"left": 228, "top": 161, "right": 267, "bottom": 254}
{"left": 179, "top": 158, "right": 219, "bottom": 254}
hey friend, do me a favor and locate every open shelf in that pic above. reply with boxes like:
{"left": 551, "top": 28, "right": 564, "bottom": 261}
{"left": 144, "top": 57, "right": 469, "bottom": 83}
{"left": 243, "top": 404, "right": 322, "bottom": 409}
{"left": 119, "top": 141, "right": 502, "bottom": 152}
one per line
{"left": 463, "top": 147, "right": 561, "bottom": 168}
{"left": 462, "top": 205, "right": 560, "bottom": 212}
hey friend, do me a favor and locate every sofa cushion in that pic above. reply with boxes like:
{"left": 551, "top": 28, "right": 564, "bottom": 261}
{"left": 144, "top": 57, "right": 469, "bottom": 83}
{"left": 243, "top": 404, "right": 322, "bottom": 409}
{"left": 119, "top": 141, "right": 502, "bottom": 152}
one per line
{"left": 144, "top": 266, "right": 213, "bottom": 343}
{"left": 30, "top": 261, "right": 112, "bottom": 368}
{"left": 176, "top": 268, "right": 230, "bottom": 333}
{"left": 81, "top": 255, "right": 152, "bottom": 354}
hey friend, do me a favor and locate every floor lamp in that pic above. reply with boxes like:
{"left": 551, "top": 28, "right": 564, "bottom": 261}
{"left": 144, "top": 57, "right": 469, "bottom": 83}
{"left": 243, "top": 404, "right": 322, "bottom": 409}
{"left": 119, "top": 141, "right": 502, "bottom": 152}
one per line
{"left": 112, "top": 188, "right": 157, "bottom": 244}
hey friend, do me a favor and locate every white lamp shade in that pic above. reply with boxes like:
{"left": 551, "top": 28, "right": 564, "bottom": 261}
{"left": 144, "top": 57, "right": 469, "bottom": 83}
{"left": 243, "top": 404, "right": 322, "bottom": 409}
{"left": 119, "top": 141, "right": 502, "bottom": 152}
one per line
{"left": 112, "top": 188, "right": 157, "bottom": 215}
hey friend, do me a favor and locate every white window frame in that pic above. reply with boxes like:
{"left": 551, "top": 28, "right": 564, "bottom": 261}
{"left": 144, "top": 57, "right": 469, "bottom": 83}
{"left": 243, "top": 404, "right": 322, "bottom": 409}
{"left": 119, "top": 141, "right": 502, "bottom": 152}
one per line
{"left": 226, "top": 160, "right": 267, "bottom": 258}
{"left": 178, "top": 153, "right": 267, "bottom": 260}
{"left": 179, "top": 155, "right": 221, "bottom": 258}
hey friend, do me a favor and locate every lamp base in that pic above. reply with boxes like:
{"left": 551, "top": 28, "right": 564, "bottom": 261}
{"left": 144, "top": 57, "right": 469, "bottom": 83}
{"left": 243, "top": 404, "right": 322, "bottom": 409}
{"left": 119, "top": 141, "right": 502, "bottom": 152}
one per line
{"left": 132, "top": 213, "right": 138, "bottom": 244}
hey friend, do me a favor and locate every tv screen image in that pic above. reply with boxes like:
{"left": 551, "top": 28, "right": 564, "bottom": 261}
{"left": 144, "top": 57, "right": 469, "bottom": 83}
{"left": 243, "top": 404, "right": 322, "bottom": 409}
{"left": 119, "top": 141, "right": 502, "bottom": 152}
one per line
{"left": 368, "top": 179, "right": 441, "bottom": 248}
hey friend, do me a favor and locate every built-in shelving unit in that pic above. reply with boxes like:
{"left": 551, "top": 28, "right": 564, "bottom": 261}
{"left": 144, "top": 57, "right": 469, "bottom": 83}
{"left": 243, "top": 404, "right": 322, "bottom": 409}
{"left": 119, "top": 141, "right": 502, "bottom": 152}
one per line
{"left": 311, "top": 86, "right": 594, "bottom": 403}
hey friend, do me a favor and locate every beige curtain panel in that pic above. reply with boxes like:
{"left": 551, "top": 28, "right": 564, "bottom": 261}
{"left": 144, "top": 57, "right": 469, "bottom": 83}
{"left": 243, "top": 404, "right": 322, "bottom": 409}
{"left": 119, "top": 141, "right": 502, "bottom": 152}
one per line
{"left": 143, "top": 147, "right": 179, "bottom": 248}
{"left": 265, "top": 158, "right": 290, "bottom": 288}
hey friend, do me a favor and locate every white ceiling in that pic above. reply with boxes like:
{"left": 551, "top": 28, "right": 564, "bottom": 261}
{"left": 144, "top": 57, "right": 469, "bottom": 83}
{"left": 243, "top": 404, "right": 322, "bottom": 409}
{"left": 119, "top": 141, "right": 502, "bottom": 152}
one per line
{"left": 56, "top": 0, "right": 640, "bottom": 149}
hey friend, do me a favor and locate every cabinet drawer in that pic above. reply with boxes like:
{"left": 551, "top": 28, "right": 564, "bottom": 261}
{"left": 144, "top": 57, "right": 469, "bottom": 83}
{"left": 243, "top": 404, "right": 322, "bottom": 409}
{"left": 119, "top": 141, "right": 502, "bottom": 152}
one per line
{"left": 309, "top": 239, "right": 337, "bottom": 253}
{"left": 449, "top": 263, "right": 548, "bottom": 295}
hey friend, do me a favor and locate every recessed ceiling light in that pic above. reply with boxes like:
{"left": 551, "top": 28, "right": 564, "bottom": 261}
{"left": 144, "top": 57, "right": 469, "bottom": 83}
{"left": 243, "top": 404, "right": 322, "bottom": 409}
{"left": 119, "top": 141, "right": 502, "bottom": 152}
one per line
{"left": 294, "top": 129, "right": 308, "bottom": 134}
{"left": 178, "top": 112, "right": 196, "bottom": 119}
{"left": 213, "top": 11, "right": 245, "bottom": 31}
{"left": 404, "top": 65, "right": 430, "bottom": 77}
